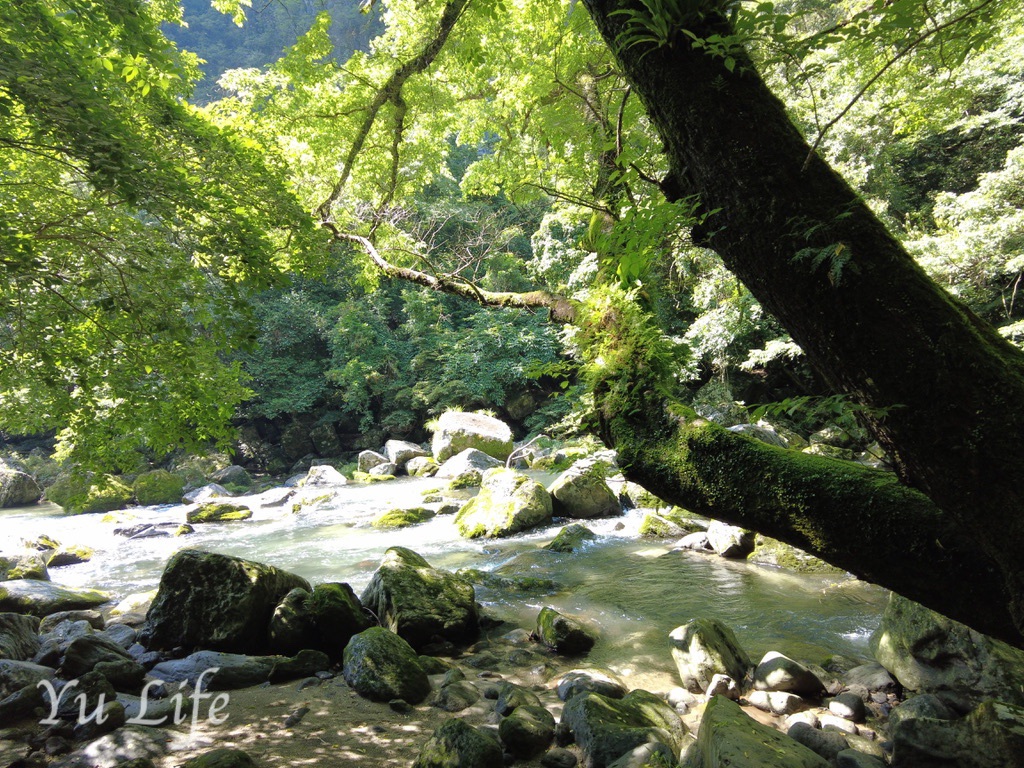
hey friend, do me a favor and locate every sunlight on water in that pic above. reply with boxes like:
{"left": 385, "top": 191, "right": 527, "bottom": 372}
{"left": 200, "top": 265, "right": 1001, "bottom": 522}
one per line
{"left": 1, "top": 475, "right": 887, "bottom": 682}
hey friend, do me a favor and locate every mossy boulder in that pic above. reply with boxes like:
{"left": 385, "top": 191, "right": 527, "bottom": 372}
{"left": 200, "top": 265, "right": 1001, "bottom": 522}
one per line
{"left": 455, "top": 568, "right": 558, "bottom": 595}
{"left": 695, "top": 695, "right": 829, "bottom": 767}
{"left": 750, "top": 536, "right": 843, "bottom": 574}
{"left": 870, "top": 592, "right": 1024, "bottom": 710}
{"left": 413, "top": 718, "right": 503, "bottom": 768}
{"left": 406, "top": 456, "right": 439, "bottom": 477}
{"left": 0, "top": 553, "right": 49, "bottom": 581}
{"left": 560, "top": 688, "right": 686, "bottom": 768}
{"left": 140, "top": 549, "right": 310, "bottom": 654}
{"left": 545, "top": 523, "right": 598, "bottom": 553}
{"left": 372, "top": 507, "right": 436, "bottom": 529}
{"left": 0, "top": 613, "right": 41, "bottom": 660}
{"left": 548, "top": 461, "right": 621, "bottom": 519}
{"left": 186, "top": 502, "right": 253, "bottom": 524}
{"left": 267, "top": 582, "right": 372, "bottom": 658}
{"left": 360, "top": 547, "right": 478, "bottom": 651}
{"left": 0, "top": 467, "right": 42, "bottom": 508}
{"left": 431, "top": 411, "right": 514, "bottom": 463}
{"left": 454, "top": 468, "right": 552, "bottom": 539}
{"left": 892, "top": 699, "right": 1024, "bottom": 768}
{"left": 500, "top": 704, "right": 556, "bottom": 758}
{"left": 181, "top": 748, "right": 256, "bottom": 768}
{"left": 352, "top": 470, "right": 396, "bottom": 483}
{"left": 46, "top": 545, "right": 94, "bottom": 568}
{"left": 132, "top": 470, "right": 186, "bottom": 506}
{"left": 0, "top": 579, "right": 109, "bottom": 616}
{"left": 669, "top": 618, "right": 752, "bottom": 693}
{"left": 47, "top": 474, "right": 134, "bottom": 514}
{"left": 343, "top": 627, "right": 430, "bottom": 704}
{"left": 536, "top": 606, "right": 597, "bottom": 655}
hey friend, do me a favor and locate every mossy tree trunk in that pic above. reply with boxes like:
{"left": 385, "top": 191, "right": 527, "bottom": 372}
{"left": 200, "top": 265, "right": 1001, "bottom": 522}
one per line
{"left": 583, "top": 2, "right": 1024, "bottom": 646}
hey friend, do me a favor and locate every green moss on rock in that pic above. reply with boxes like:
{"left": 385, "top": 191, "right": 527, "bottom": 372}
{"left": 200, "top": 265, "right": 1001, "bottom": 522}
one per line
{"left": 47, "top": 474, "right": 134, "bottom": 515}
{"left": 133, "top": 470, "right": 186, "bottom": 506}
{"left": 372, "top": 507, "right": 436, "bottom": 529}
{"left": 186, "top": 503, "right": 253, "bottom": 524}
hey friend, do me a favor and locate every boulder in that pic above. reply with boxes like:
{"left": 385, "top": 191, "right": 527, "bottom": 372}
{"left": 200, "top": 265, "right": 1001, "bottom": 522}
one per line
{"left": 746, "top": 690, "right": 809, "bottom": 716}
{"left": 210, "top": 465, "right": 251, "bottom": 488}
{"left": 385, "top": 440, "right": 429, "bottom": 469}
{"left": 495, "top": 682, "right": 542, "bottom": 715}
{"left": 454, "top": 468, "right": 553, "bottom": 539}
{"left": 150, "top": 649, "right": 327, "bottom": 690}
{"left": 753, "top": 652, "right": 826, "bottom": 697}
{"left": 185, "top": 502, "right": 252, "bottom": 524}
{"left": 890, "top": 700, "right": 1024, "bottom": 768}
{"left": 0, "top": 552, "right": 49, "bottom": 581}
{"left": 360, "top": 547, "right": 478, "bottom": 650}
{"left": 357, "top": 450, "right": 389, "bottom": 473}
{"left": 132, "top": 471, "right": 185, "bottom": 506}
{"left": 368, "top": 462, "right": 398, "bottom": 477}
{"left": 343, "top": 627, "right": 430, "bottom": 704}
{"left": 373, "top": 507, "right": 435, "bottom": 529}
{"left": 561, "top": 689, "right": 685, "bottom": 768}
{"left": 0, "top": 613, "right": 40, "bottom": 661}
{"left": 435, "top": 448, "right": 503, "bottom": 479}
{"left": 869, "top": 592, "right": 1024, "bottom": 711}
{"left": 140, "top": 549, "right": 309, "bottom": 654}
{"left": 266, "top": 582, "right": 372, "bottom": 659}
{"left": 547, "top": 462, "right": 620, "bottom": 519}
{"left": 0, "top": 468, "right": 42, "bottom": 507}
{"left": 413, "top": 718, "right": 503, "bottom": 768}
{"left": 545, "top": 524, "right": 598, "bottom": 553}
{"left": 887, "top": 693, "right": 956, "bottom": 734}
{"left": 536, "top": 607, "right": 597, "bottom": 655}
{"left": 61, "top": 634, "right": 145, "bottom": 691}
{"left": 694, "top": 696, "right": 829, "bottom": 768}
{"left": 0, "top": 658, "right": 54, "bottom": 699}
{"left": 182, "top": 483, "right": 230, "bottom": 503}
{"left": 705, "top": 521, "right": 755, "bottom": 558}
{"left": 500, "top": 704, "right": 556, "bottom": 758}
{"left": 786, "top": 721, "right": 850, "bottom": 763}
{"left": 303, "top": 464, "right": 348, "bottom": 486}
{"left": 829, "top": 692, "right": 866, "bottom": 722}
{"left": 668, "top": 618, "right": 752, "bottom": 693}
{"left": 431, "top": 411, "right": 514, "bottom": 463}
{"left": 0, "top": 579, "right": 109, "bottom": 616}
{"left": 556, "top": 668, "right": 628, "bottom": 701}
{"left": 47, "top": 545, "right": 94, "bottom": 568}
{"left": 406, "top": 456, "right": 439, "bottom": 477}
{"left": 433, "top": 679, "right": 480, "bottom": 712}
{"left": 46, "top": 474, "right": 133, "bottom": 514}
{"left": 673, "top": 531, "right": 712, "bottom": 552}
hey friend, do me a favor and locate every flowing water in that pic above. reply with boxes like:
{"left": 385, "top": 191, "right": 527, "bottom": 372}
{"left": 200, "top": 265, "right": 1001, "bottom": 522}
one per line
{"left": 1, "top": 476, "right": 887, "bottom": 690}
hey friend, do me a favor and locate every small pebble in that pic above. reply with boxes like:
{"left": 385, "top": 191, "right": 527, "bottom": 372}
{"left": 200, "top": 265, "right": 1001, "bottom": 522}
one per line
{"left": 297, "top": 677, "right": 321, "bottom": 691}
{"left": 284, "top": 706, "right": 310, "bottom": 727}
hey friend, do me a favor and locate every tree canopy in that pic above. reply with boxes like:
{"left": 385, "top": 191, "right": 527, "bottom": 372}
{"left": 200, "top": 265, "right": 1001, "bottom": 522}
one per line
{"left": 4, "top": 0, "right": 1024, "bottom": 645}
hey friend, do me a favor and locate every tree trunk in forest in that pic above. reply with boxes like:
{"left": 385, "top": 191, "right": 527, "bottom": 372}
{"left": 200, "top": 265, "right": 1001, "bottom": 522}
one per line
{"left": 582, "top": 2, "right": 1024, "bottom": 646}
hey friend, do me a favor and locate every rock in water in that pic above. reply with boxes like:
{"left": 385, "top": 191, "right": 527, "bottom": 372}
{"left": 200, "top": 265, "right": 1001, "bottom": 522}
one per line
{"left": 669, "top": 618, "right": 752, "bottom": 693}
{"left": 431, "top": 411, "right": 514, "bottom": 463}
{"left": 360, "top": 547, "right": 478, "bottom": 651}
{"left": 343, "top": 627, "right": 430, "bottom": 704}
{"left": 870, "top": 592, "right": 1024, "bottom": 711}
{"left": 434, "top": 448, "right": 503, "bottom": 479}
{"left": 547, "top": 461, "right": 620, "bottom": 519}
{"left": 536, "top": 607, "right": 597, "bottom": 655}
{"left": 545, "top": 524, "right": 598, "bottom": 553}
{"left": 705, "top": 521, "right": 755, "bottom": 558}
{"left": 454, "top": 468, "right": 552, "bottom": 539}
{"left": 413, "top": 719, "right": 503, "bottom": 768}
{"left": 0, "top": 579, "right": 109, "bottom": 617}
{"left": 185, "top": 502, "right": 252, "bottom": 524}
{"left": 385, "top": 440, "right": 429, "bottom": 470}
{"left": 560, "top": 689, "right": 685, "bottom": 768}
{"left": 140, "top": 549, "right": 309, "bottom": 654}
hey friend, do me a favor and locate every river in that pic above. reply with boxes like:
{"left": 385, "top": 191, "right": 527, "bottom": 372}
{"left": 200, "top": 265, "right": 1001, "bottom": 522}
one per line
{"left": 1, "top": 475, "right": 887, "bottom": 690}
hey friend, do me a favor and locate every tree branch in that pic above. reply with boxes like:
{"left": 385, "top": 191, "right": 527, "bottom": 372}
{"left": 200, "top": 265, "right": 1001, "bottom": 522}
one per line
{"left": 323, "top": 226, "right": 579, "bottom": 323}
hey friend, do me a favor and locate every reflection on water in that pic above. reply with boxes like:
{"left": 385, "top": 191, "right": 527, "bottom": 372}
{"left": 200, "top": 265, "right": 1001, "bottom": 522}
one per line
{"left": 1, "top": 476, "right": 887, "bottom": 686}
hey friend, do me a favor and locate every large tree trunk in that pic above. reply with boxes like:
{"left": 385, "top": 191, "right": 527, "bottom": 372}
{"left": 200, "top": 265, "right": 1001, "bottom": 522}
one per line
{"left": 583, "top": 2, "right": 1024, "bottom": 644}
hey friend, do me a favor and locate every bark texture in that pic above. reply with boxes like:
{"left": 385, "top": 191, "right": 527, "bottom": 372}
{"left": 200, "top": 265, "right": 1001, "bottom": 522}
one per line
{"left": 583, "top": 1, "right": 1024, "bottom": 645}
